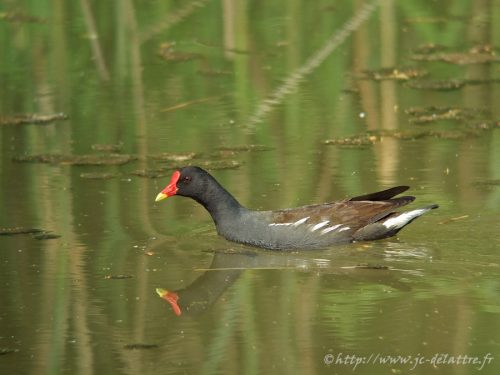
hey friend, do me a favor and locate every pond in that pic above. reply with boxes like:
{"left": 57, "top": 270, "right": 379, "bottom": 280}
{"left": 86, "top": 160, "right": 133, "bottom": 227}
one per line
{"left": 1, "top": 0, "right": 499, "bottom": 374}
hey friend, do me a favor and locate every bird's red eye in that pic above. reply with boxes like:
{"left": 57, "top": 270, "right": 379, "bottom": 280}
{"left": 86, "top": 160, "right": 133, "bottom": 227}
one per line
{"left": 183, "top": 176, "right": 192, "bottom": 183}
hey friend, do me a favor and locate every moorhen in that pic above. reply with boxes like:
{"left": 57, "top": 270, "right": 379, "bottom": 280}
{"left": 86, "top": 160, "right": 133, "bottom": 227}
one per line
{"left": 155, "top": 166, "right": 438, "bottom": 250}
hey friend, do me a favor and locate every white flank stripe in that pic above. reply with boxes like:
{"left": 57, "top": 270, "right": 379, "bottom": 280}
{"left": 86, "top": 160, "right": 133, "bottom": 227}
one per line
{"left": 383, "top": 208, "right": 428, "bottom": 229}
{"left": 338, "top": 226, "right": 350, "bottom": 232}
{"left": 311, "top": 221, "right": 330, "bottom": 232}
{"left": 320, "top": 224, "right": 342, "bottom": 235}
{"left": 269, "top": 222, "right": 292, "bottom": 227}
{"left": 293, "top": 216, "right": 310, "bottom": 227}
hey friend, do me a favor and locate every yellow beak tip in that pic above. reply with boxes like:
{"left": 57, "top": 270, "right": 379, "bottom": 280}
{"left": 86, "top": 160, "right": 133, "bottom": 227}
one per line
{"left": 156, "top": 288, "right": 168, "bottom": 297}
{"left": 155, "top": 192, "right": 167, "bottom": 202}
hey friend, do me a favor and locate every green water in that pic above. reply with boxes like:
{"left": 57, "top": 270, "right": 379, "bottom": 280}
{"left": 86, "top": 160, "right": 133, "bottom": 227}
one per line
{"left": 1, "top": 1, "right": 499, "bottom": 374}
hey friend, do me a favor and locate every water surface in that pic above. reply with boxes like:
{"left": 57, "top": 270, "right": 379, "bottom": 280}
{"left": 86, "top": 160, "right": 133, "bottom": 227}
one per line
{"left": 1, "top": 1, "right": 499, "bottom": 374}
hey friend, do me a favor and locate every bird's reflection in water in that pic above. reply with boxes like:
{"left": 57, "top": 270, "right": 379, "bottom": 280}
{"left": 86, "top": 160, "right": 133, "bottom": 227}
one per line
{"left": 156, "top": 250, "right": 254, "bottom": 316}
{"left": 156, "top": 244, "right": 425, "bottom": 316}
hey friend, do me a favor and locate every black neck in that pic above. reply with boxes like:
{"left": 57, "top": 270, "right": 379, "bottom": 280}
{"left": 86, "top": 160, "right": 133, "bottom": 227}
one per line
{"left": 193, "top": 176, "right": 244, "bottom": 225}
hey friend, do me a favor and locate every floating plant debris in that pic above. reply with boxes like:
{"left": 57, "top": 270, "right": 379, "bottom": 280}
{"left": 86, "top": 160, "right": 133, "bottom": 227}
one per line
{"left": 405, "top": 79, "right": 465, "bottom": 91}
{"left": 217, "top": 144, "right": 273, "bottom": 152}
{"left": 354, "top": 264, "right": 389, "bottom": 270}
{"left": 80, "top": 172, "right": 120, "bottom": 179}
{"left": 104, "top": 275, "right": 133, "bottom": 280}
{"left": 198, "top": 160, "right": 241, "bottom": 170}
{"left": 0, "top": 113, "right": 68, "bottom": 126}
{"left": 379, "top": 130, "right": 434, "bottom": 140}
{"left": 411, "top": 45, "right": 500, "bottom": 65}
{"left": 323, "top": 126, "right": 495, "bottom": 145}
{"left": 324, "top": 135, "right": 379, "bottom": 146}
{"left": 131, "top": 169, "right": 172, "bottom": 178}
{"left": 412, "top": 43, "right": 448, "bottom": 55}
{"left": 405, "top": 106, "right": 487, "bottom": 124}
{"left": 209, "top": 150, "right": 239, "bottom": 159}
{"left": 427, "top": 130, "right": 469, "bottom": 140}
{"left": 468, "top": 121, "right": 500, "bottom": 130}
{"left": 150, "top": 152, "right": 197, "bottom": 162}
{"left": 123, "top": 344, "right": 159, "bottom": 350}
{"left": 362, "top": 67, "right": 427, "bottom": 81}
{"left": 210, "top": 146, "right": 273, "bottom": 160}
{"left": 91, "top": 143, "right": 123, "bottom": 152}
{"left": 0, "top": 227, "right": 43, "bottom": 235}
{"left": 32, "top": 232, "right": 61, "bottom": 240}
{"left": 13, "top": 154, "right": 137, "bottom": 166}
{"left": 0, "top": 348, "right": 18, "bottom": 355}
{"left": 385, "top": 129, "right": 470, "bottom": 140}
{"left": 0, "top": 227, "right": 59, "bottom": 239}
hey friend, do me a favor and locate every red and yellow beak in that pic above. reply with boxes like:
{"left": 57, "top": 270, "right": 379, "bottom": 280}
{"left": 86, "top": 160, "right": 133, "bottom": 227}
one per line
{"left": 156, "top": 288, "right": 181, "bottom": 316}
{"left": 155, "top": 170, "right": 181, "bottom": 202}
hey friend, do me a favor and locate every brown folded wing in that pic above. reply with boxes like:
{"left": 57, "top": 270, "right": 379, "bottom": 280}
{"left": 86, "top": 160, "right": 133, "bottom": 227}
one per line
{"left": 270, "top": 196, "right": 415, "bottom": 233}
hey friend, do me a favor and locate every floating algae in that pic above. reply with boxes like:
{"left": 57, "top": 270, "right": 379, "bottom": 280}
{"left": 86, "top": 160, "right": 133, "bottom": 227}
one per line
{"left": 149, "top": 152, "right": 197, "bottom": 162}
{"left": 217, "top": 144, "right": 273, "bottom": 152}
{"left": 405, "top": 106, "right": 487, "bottom": 124}
{"left": 362, "top": 67, "right": 427, "bottom": 81}
{"left": 410, "top": 45, "right": 500, "bottom": 65}
{"left": 0, "top": 113, "right": 68, "bottom": 126}
{"left": 324, "top": 135, "right": 379, "bottom": 147}
{"left": 32, "top": 232, "right": 61, "bottom": 240}
{"left": 13, "top": 154, "right": 137, "bottom": 166}
{"left": 104, "top": 275, "right": 133, "bottom": 280}
{"left": 0, "top": 227, "right": 43, "bottom": 235}
{"left": 405, "top": 79, "right": 465, "bottom": 91}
